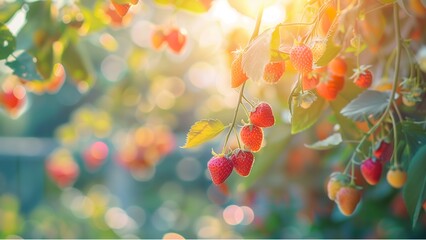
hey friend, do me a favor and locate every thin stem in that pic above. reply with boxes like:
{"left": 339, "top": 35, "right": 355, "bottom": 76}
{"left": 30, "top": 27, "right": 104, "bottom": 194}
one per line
{"left": 393, "top": 101, "right": 403, "bottom": 122}
{"left": 240, "top": 102, "right": 250, "bottom": 117}
{"left": 242, "top": 95, "right": 255, "bottom": 108}
{"left": 350, "top": 159, "right": 355, "bottom": 185}
{"left": 233, "top": 127, "right": 241, "bottom": 149}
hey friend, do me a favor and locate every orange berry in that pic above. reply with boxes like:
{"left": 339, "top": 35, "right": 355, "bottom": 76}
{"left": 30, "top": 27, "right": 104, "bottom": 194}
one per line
{"left": 387, "top": 168, "right": 407, "bottom": 189}
{"left": 335, "top": 186, "right": 362, "bottom": 216}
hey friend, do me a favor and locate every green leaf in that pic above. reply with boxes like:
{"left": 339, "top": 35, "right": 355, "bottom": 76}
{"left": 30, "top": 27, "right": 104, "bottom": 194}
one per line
{"left": 403, "top": 144, "right": 426, "bottom": 229}
{"left": 0, "top": 23, "right": 16, "bottom": 60}
{"left": 305, "top": 133, "right": 342, "bottom": 150}
{"left": 316, "top": 39, "right": 341, "bottom": 67}
{"left": 291, "top": 93, "right": 326, "bottom": 134}
{"left": 340, "top": 90, "right": 390, "bottom": 122}
{"left": 181, "top": 119, "right": 227, "bottom": 148}
{"left": 270, "top": 26, "right": 289, "bottom": 62}
{"left": 6, "top": 52, "right": 42, "bottom": 80}
{"left": 0, "top": 2, "right": 22, "bottom": 23}
{"left": 62, "top": 42, "right": 94, "bottom": 92}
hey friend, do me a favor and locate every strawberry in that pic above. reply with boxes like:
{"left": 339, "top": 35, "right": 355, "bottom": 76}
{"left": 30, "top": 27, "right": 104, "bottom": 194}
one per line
{"left": 374, "top": 139, "right": 393, "bottom": 163}
{"left": 0, "top": 85, "right": 26, "bottom": 117}
{"left": 335, "top": 186, "right": 362, "bottom": 216}
{"left": 207, "top": 155, "right": 233, "bottom": 185}
{"left": 311, "top": 39, "right": 326, "bottom": 63}
{"left": 231, "top": 51, "right": 248, "bottom": 88}
{"left": 231, "top": 149, "right": 255, "bottom": 177}
{"left": 386, "top": 168, "right": 407, "bottom": 189}
{"left": 290, "top": 43, "right": 313, "bottom": 73}
{"left": 328, "top": 57, "right": 347, "bottom": 77}
{"left": 249, "top": 102, "right": 275, "bottom": 128}
{"left": 111, "top": 0, "right": 130, "bottom": 17}
{"left": 327, "top": 173, "right": 347, "bottom": 200}
{"left": 263, "top": 61, "right": 285, "bottom": 84}
{"left": 360, "top": 158, "right": 383, "bottom": 185}
{"left": 351, "top": 65, "right": 373, "bottom": 89}
{"left": 151, "top": 27, "right": 166, "bottom": 50}
{"left": 240, "top": 125, "right": 263, "bottom": 152}
{"left": 166, "top": 27, "right": 187, "bottom": 54}
{"left": 302, "top": 72, "right": 320, "bottom": 91}
{"left": 316, "top": 74, "right": 344, "bottom": 101}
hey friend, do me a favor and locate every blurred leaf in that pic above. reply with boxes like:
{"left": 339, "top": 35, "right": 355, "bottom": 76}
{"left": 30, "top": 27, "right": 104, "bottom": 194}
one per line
{"left": 340, "top": 90, "right": 390, "bottom": 122}
{"left": 270, "top": 26, "right": 289, "bottom": 62}
{"left": 400, "top": 121, "right": 426, "bottom": 158}
{"left": 154, "top": 0, "right": 213, "bottom": 13}
{"left": 228, "top": 0, "right": 277, "bottom": 18}
{"left": 0, "top": 23, "right": 16, "bottom": 60}
{"left": 31, "top": 43, "right": 54, "bottom": 79}
{"left": 62, "top": 42, "right": 94, "bottom": 92}
{"left": 6, "top": 52, "right": 42, "bottom": 80}
{"left": 0, "top": 2, "right": 22, "bottom": 23}
{"left": 242, "top": 28, "right": 274, "bottom": 82}
{"left": 80, "top": 3, "right": 108, "bottom": 33}
{"left": 182, "top": 119, "right": 227, "bottom": 148}
{"left": 305, "top": 133, "right": 342, "bottom": 150}
{"left": 403, "top": 144, "right": 426, "bottom": 229}
{"left": 316, "top": 40, "right": 341, "bottom": 67}
{"left": 291, "top": 93, "right": 326, "bottom": 134}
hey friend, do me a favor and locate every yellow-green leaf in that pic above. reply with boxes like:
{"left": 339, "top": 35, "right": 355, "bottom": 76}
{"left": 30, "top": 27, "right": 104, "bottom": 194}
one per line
{"left": 181, "top": 119, "right": 227, "bottom": 148}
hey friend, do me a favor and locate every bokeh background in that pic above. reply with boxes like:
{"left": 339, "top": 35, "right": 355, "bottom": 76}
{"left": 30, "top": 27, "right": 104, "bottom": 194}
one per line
{"left": 0, "top": 0, "right": 426, "bottom": 238}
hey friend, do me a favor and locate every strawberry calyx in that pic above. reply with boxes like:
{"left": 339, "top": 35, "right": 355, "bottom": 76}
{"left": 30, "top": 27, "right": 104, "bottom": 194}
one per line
{"left": 350, "top": 64, "right": 372, "bottom": 81}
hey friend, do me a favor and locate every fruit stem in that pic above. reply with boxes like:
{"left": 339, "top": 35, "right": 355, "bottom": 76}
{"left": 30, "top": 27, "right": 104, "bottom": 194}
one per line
{"left": 350, "top": 158, "right": 355, "bottom": 185}
{"left": 234, "top": 127, "right": 242, "bottom": 149}
{"left": 240, "top": 102, "right": 250, "bottom": 117}
{"left": 392, "top": 101, "right": 403, "bottom": 122}
{"left": 389, "top": 110, "right": 399, "bottom": 167}
{"left": 221, "top": 5, "right": 264, "bottom": 153}
{"left": 242, "top": 95, "right": 255, "bottom": 108}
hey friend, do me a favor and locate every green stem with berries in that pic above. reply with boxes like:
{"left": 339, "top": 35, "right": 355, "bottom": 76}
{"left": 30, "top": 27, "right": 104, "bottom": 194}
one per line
{"left": 221, "top": 5, "right": 264, "bottom": 154}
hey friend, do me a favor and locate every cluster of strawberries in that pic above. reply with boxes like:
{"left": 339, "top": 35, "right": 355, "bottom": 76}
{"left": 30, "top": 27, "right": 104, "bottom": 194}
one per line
{"left": 327, "top": 139, "right": 406, "bottom": 216}
{"left": 207, "top": 102, "right": 275, "bottom": 185}
{"left": 151, "top": 26, "right": 187, "bottom": 54}
{"left": 290, "top": 43, "right": 373, "bottom": 104}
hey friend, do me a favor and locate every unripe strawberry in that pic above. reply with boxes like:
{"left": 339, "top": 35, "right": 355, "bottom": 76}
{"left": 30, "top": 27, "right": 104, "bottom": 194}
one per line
{"left": 263, "top": 61, "right": 285, "bottom": 84}
{"left": 290, "top": 43, "right": 313, "bottom": 73}
{"left": 207, "top": 155, "right": 233, "bottom": 185}
{"left": 327, "top": 177, "right": 344, "bottom": 200}
{"left": 335, "top": 186, "right": 362, "bottom": 216}
{"left": 360, "top": 158, "right": 383, "bottom": 185}
{"left": 249, "top": 102, "right": 275, "bottom": 128}
{"left": 240, "top": 125, "right": 263, "bottom": 152}
{"left": 328, "top": 57, "right": 347, "bottom": 77}
{"left": 231, "top": 51, "right": 248, "bottom": 88}
{"left": 231, "top": 149, "right": 255, "bottom": 177}
{"left": 374, "top": 140, "right": 393, "bottom": 163}
{"left": 166, "top": 27, "right": 187, "bottom": 54}
{"left": 387, "top": 168, "right": 407, "bottom": 189}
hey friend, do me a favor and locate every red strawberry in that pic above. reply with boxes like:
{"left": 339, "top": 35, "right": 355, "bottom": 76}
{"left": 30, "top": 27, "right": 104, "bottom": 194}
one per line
{"left": 302, "top": 72, "right": 320, "bottom": 91}
{"left": 111, "top": 0, "right": 130, "bottom": 17}
{"left": 360, "top": 158, "right": 383, "bottom": 185}
{"left": 250, "top": 102, "right": 274, "bottom": 128}
{"left": 263, "top": 61, "right": 285, "bottom": 84}
{"left": 166, "top": 27, "right": 187, "bottom": 54}
{"left": 328, "top": 57, "right": 347, "bottom": 77}
{"left": 374, "top": 139, "right": 393, "bottom": 163}
{"left": 231, "top": 149, "right": 255, "bottom": 177}
{"left": 240, "top": 125, "right": 263, "bottom": 152}
{"left": 231, "top": 51, "right": 248, "bottom": 88}
{"left": 351, "top": 65, "right": 373, "bottom": 89}
{"left": 207, "top": 155, "right": 233, "bottom": 185}
{"left": 335, "top": 186, "right": 362, "bottom": 216}
{"left": 290, "top": 43, "right": 313, "bottom": 73}
{"left": 316, "top": 74, "right": 344, "bottom": 101}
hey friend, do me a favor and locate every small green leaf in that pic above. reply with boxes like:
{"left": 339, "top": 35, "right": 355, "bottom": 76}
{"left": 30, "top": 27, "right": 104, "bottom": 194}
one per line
{"left": 403, "top": 144, "right": 426, "bottom": 229}
{"left": 291, "top": 93, "right": 326, "bottom": 134}
{"left": 305, "top": 133, "right": 342, "bottom": 150}
{"left": 6, "top": 52, "right": 42, "bottom": 80}
{"left": 62, "top": 42, "right": 94, "bottom": 92}
{"left": 269, "top": 26, "right": 288, "bottom": 62}
{"left": 340, "top": 90, "right": 390, "bottom": 122}
{"left": 0, "top": 2, "right": 22, "bottom": 23}
{"left": 316, "top": 40, "right": 341, "bottom": 67}
{"left": 0, "top": 23, "right": 16, "bottom": 60}
{"left": 182, "top": 119, "right": 227, "bottom": 148}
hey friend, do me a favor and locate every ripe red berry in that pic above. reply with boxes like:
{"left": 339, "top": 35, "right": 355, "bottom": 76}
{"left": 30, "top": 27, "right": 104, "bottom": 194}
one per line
{"left": 111, "top": 0, "right": 130, "bottom": 17}
{"left": 302, "top": 72, "right": 320, "bottom": 91}
{"left": 354, "top": 70, "right": 373, "bottom": 88}
{"left": 263, "top": 61, "right": 285, "bottom": 84}
{"left": 0, "top": 85, "right": 26, "bottom": 117}
{"left": 250, "top": 102, "right": 275, "bottom": 128}
{"left": 207, "top": 155, "right": 233, "bottom": 185}
{"left": 166, "top": 27, "right": 187, "bottom": 54}
{"left": 374, "top": 140, "right": 393, "bottom": 163}
{"left": 231, "top": 149, "right": 255, "bottom": 177}
{"left": 231, "top": 52, "right": 248, "bottom": 88}
{"left": 290, "top": 43, "right": 313, "bottom": 73}
{"left": 316, "top": 74, "right": 344, "bottom": 101}
{"left": 328, "top": 57, "right": 347, "bottom": 77}
{"left": 335, "top": 186, "right": 362, "bottom": 216}
{"left": 240, "top": 125, "right": 263, "bottom": 152}
{"left": 360, "top": 158, "right": 383, "bottom": 185}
